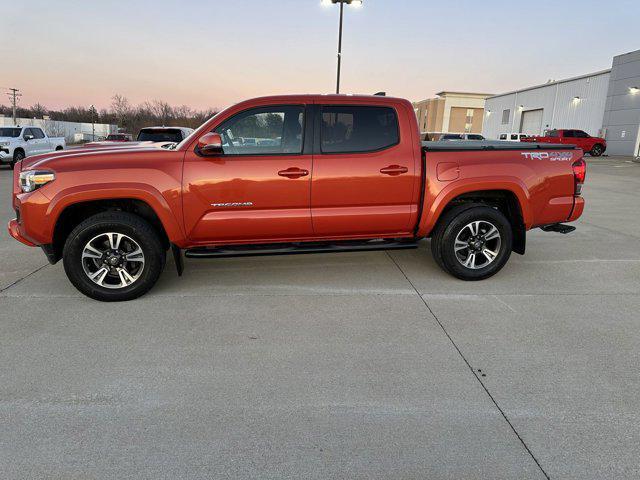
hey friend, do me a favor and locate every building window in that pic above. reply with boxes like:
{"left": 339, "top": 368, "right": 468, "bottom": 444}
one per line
{"left": 501, "top": 109, "right": 510, "bottom": 125}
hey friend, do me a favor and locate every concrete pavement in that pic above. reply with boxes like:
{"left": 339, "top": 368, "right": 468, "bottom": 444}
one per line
{"left": 1, "top": 156, "right": 639, "bottom": 479}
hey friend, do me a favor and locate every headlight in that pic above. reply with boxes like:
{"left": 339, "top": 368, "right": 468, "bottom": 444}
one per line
{"left": 19, "top": 170, "right": 56, "bottom": 193}
{"left": 0, "top": 141, "right": 9, "bottom": 146}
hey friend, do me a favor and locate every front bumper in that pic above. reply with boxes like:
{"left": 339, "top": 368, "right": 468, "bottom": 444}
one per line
{"left": 8, "top": 218, "right": 36, "bottom": 246}
{"left": 0, "top": 149, "right": 12, "bottom": 162}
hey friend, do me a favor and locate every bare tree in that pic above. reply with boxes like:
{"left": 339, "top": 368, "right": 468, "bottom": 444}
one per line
{"left": 30, "top": 103, "right": 48, "bottom": 119}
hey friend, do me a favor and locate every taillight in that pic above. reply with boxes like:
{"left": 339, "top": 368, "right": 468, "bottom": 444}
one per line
{"left": 572, "top": 158, "right": 586, "bottom": 195}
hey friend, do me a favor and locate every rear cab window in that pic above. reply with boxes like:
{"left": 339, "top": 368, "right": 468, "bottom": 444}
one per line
{"left": 137, "top": 129, "right": 184, "bottom": 143}
{"left": 320, "top": 105, "right": 399, "bottom": 153}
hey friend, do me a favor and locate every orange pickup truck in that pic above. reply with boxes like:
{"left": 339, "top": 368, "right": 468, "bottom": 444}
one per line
{"left": 9, "top": 94, "right": 586, "bottom": 301}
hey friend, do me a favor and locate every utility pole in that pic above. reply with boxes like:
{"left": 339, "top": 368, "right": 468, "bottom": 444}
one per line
{"left": 89, "top": 104, "right": 96, "bottom": 140}
{"left": 7, "top": 88, "right": 22, "bottom": 125}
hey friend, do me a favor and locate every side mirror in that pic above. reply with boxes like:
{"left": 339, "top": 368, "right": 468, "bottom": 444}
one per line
{"left": 24, "top": 134, "right": 34, "bottom": 141}
{"left": 197, "top": 132, "right": 224, "bottom": 155}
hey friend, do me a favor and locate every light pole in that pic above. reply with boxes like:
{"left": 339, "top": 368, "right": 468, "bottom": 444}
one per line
{"left": 322, "top": 0, "right": 363, "bottom": 94}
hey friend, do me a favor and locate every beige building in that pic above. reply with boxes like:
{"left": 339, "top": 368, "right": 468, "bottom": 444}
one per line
{"left": 413, "top": 91, "right": 493, "bottom": 136}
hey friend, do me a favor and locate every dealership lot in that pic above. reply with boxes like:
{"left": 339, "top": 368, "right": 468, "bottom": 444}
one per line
{"left": 0, "top": 158, "right": 639, "bottom": 479}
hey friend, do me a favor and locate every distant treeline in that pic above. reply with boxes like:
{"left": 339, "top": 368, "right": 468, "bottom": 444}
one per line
{"left": 0, "top": 94, "right": 218, "bottom": 135}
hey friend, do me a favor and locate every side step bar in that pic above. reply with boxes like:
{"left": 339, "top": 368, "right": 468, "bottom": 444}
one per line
{"left": 540, "top": 223, "right": 576, "bottom": 234}
{"left": 185, "top": 239, "right": 418, "bottom": 259}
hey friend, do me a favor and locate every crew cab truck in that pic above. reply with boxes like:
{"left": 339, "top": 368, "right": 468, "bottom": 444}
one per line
{"left": 8, "top": 95, "right": 586, "bottom": 301}
{"left": 0, "top": 126, "right": 65, "bottom": 169}
{"left": 522, "top": 129, "right": 606, "bottom": 157}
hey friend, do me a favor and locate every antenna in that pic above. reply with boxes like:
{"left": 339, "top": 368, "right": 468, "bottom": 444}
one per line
{"left": 374, "top": 91, "right": 386, "bottom": 96}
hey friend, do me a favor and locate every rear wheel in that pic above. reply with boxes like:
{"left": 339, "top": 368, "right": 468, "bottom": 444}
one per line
{"left": 431, "top": 205, "right": 512, "bottom": 280}
{"left": 590, "top": 144, "right": 604, "bottom": 157}
{"left": 63, "top": 212, "right": 165, "bottom": 301}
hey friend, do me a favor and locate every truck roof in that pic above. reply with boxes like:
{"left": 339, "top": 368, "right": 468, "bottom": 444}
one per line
{"left": 232, "top": 94, "right": 409, "bottom": 105}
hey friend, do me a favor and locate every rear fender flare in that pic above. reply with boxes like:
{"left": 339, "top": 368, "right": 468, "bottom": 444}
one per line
{"left": 417, "top": 177, "right": 531, "bottom": 237}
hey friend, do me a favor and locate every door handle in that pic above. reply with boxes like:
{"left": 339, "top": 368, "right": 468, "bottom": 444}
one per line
{"left": 278, "top": 167, "right": 309, "bottom": 179}
{"left": 380, "top": 165, "right": 408, "bottom": 176}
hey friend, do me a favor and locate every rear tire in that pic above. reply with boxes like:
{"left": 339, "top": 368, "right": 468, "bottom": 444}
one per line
{"left": 590, "top": 144, "right": 604, "bottom": 157}
{"left": 431, "top": 205, "right": 512, "bottom": 281}
{"left": 63, "top": 212, "right": 165, "bottom": 301}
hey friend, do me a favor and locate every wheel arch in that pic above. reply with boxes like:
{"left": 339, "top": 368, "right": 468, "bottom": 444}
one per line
{"left": 48, "top": 191, "right": 183, "bottom": 263}
{"left": 420, "top": 182, "right": 529, "bottom": 255}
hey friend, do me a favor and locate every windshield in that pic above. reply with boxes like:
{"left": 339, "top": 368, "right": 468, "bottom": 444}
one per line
{"left": 0, "top": 128, "right": 21, "bottom": 138}
{"left": 136, "top": 129, "right": 183, "bottom": 143}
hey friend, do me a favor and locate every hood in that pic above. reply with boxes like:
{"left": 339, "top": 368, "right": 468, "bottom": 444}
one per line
{"left": 20, "top": 143, "right": 173, "bottom": 171}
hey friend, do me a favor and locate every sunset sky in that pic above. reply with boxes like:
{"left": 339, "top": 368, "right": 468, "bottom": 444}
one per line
{"left": 4, "top": 0, "right": 639, "bottom": 112}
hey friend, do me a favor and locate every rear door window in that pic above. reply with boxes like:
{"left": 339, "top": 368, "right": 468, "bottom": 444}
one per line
{"left": 32, "top": 128, "right": 45, "bottom": 139}
{"left": 320, "top": 105, "right": 399, "bottom": 153}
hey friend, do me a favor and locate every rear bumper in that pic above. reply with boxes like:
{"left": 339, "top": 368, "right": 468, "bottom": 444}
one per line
{"left": 7, "top": 218, "right": 36, "bottom": 247}
{"left": 568, "top": 196, "right": 585, "bottom": 222}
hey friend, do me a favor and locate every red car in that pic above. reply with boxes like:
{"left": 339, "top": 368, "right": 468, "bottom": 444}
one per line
{"left": 9, "top": 94, "right": 586, "bottom": 301}
{"left": 522, "top": 129, "right": 606, "bottom": 157}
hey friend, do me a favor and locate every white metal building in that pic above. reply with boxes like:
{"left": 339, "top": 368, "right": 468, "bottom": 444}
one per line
{"left": 0, "top": 116, "right": 116, "bottom": 143}
{"left": 482, "top": 70, "right": 611, "bottom": 139}
{"left": 483, "top": 48, "right": 640, "bottom": 156}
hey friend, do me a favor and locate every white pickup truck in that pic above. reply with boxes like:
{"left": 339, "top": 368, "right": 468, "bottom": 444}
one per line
{"left": 0, "top": 125, "right": 66, "bottom": 169}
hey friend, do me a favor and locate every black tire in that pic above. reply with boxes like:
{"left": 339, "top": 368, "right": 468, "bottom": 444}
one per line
{"left": 11, "top": 149, "right": 25, "bottom": 169}
{"left": 590, "top": 144, "right": 604, "bottom": 157}
{"left": 63, "top": 211, "right": 165, "bottom": 301}
{"left": 431, "top": 205, "right": 512, "bottom": 281}
{"left": 55, "top": 146, "right": 63, "bottom": 151}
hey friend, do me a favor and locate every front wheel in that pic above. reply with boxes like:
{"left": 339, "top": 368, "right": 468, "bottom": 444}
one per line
{"left": 431, "top": 205, "right": 513, "bottom": 281}
{"left": 63, "top": 212, "right": 165, "bottom": 301}
{"left": 11, "top": 150, "right": 25, "bottom": 169}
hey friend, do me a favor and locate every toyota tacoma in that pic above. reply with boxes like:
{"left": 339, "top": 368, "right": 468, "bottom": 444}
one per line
{"left": 8, "top": 95, "right": 586, "bottom": 301}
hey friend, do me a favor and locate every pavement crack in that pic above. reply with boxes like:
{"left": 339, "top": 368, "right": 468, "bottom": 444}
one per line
{"left": 0, "top": 263, "right": 49, "bottom": 294}
{"left": 385, "top": 251, "right": 551, "bottom": 480}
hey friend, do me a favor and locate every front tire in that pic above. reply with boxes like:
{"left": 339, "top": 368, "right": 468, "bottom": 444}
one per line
{"left": 63, "top": 212, "right": 165, "bottom": 301}
{"left": 11, "top": 150, "right": 25, "bottom": 169}
{"left": 431, "top": 206, "right": 512, "bottom": 281}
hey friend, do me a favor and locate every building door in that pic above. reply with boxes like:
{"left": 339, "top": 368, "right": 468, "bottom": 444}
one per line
{"left": 520, "top": 109, "right": 544, "bottom": 136}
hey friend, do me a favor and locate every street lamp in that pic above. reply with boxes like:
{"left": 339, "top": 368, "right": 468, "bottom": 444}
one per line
{"left": 322, "top": 0, "right": 363, "bottom": 94}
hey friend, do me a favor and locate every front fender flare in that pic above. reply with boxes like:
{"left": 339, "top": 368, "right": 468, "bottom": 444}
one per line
{"left": 44, "top": 182, "right": 186, "bottom": 244}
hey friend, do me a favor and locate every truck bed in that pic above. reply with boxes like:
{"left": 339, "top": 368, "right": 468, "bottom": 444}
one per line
{"left": 422, "top": 140, "right": 575, "bottom": 151}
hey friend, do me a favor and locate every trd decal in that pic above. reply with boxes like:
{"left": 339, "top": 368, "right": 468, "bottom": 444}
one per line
{"left": 521, "top": 151, "right": 573, "bottom": 162}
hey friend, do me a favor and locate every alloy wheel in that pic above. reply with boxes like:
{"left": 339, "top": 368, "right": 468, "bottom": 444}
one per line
{"left": 453, "top": 220, "right": 502, "bottom": 270}
{"left": 81, "top": 232, "right": 145, "bottom": 289}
